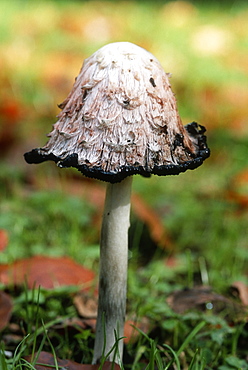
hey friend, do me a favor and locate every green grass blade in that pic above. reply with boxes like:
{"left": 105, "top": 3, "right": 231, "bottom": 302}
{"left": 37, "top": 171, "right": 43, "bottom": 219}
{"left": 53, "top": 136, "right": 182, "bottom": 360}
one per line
{"left": 42, "top": 320, "right": 59, "bottom": 370}
{"left": 163, "top": 344, "right": 181, "bottom": 370}
{"left": 0, "top": 345, "right": 9, "bottom": 370}
{"left": 188, "top": 348, "right": 199, "bottom": 370}
{"left": 177, "top": 321, "right": 206, "bottom": 356}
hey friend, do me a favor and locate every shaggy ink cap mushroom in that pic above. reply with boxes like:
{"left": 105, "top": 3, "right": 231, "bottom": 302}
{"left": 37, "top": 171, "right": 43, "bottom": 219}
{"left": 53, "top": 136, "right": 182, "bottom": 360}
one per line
{"left": 24, "top": 42, "right": 210, "bottom": 183}
{"left": 24, "top": 42, "right": 210, "bottom": 364}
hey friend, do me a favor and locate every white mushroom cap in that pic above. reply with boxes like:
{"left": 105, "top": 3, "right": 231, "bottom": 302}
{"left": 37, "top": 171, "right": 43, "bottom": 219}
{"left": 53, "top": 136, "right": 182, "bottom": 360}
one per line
{"left": 24, "top": 42, "right": 210, "bottom": 182}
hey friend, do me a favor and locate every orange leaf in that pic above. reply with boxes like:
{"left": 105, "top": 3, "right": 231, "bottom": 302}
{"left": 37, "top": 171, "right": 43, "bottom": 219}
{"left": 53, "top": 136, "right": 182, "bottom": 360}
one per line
{"left": 24, "top": 351, "right": 120, "bottom": 370}
{"left": 123, "top": 318, "right": 150, "bottom": 344}
{"left": 0, "top": 99, "right": 22, "bottom": 123}
{"left": 0, "top": 229, "right": 9, "bottom": 252}
{"left": 132, "top": 193, "right": 173, "bottom": 250}
{"left": 0, "top": 256, "right": 95, "bottom": 290}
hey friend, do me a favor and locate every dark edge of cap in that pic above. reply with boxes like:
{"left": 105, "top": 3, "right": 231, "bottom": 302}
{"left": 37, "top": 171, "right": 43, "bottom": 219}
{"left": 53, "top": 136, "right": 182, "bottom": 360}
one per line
{"left": 24, "top": 122, "right": 210, "bottom": 184}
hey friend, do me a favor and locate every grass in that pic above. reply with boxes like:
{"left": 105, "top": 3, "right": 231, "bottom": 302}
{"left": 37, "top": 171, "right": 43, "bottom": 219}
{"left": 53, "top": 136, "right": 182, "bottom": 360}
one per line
{"left": 0, "top": 0, "right": 248, "bottom": 368}
{"left": 0, "top": 281, "right": 247, "bottom": 369}
{"left": 1, "top": 297, "right": 244, "bottom": 370}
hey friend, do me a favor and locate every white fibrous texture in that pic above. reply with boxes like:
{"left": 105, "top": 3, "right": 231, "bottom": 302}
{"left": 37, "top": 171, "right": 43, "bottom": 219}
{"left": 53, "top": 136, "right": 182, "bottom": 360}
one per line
{"left": 30, "top": 42, "right": 209, "bottom": 181}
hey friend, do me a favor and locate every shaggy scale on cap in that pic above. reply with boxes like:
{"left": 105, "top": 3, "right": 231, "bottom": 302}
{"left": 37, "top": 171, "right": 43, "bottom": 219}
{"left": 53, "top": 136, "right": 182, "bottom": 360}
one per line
{"left": 24, "top": 42, "right": 210, "bottom": 183}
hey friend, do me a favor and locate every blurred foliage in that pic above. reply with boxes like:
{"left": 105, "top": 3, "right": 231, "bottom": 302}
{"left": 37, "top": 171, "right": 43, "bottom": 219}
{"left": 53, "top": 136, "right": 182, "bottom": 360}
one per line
{"left": 1, "top": 0, "right": 248, "bottom": 133}
{"left": 0, "top": 0, "right": 248, "bottom": 293}
{"left": 0, "top": 1, "right": 248, "bottom": 367}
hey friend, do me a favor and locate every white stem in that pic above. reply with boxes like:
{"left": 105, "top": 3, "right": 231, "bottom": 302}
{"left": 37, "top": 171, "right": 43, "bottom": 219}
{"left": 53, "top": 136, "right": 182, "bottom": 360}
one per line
{"left": 92, "top": 176, "right": 133, "bottom": 364}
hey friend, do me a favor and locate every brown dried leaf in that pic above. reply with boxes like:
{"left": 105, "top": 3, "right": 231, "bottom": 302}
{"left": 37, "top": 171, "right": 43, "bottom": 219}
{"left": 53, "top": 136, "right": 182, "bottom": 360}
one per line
{"left": 74, "top": 293, "right": 98, "bottom": 318}
{"left": 231, "top": 281, "right": 248, "bottom": 306}
{"left": 167, "top": 286, "right": 245, "bottom": 320}
{"left": 52, "top": 317, "right": 96, "bottom": 333}
{"left": 24, "top": 351, "right": 120, "bottom": 370}
{"left": 0, "top": 291, "right": 13, "bottom": 330}
{"left": 0, "top": 256, "right": 95, "bottom": 290}
{"left": 1, "top": 322, "right": 23, "bottom": 344}
{"left": 123, "top": 318, "right": 150, "bottom": 344}
{"left": 51, "top": 316, "right": 151, "bottom": 346}
{"left": 132, "top": 193, "right": 173, "bottom": 250}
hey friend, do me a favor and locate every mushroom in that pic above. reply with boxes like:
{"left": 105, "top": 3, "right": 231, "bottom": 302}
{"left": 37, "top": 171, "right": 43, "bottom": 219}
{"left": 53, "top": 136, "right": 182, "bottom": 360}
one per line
{"left": 24, "top": 42, "right": 210, "bottom": 364}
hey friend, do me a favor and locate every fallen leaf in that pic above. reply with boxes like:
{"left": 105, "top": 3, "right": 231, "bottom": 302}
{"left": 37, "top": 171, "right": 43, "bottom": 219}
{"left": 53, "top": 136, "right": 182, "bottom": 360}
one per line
{"left": 24, "top": 351, "right": 120, "bottom": 370}
{"left": 73, "top": 293, "right": 150, "bottom": 343}
{"left": 0, "top": 291, "right": 13, "bottom": 330}
{"left": 1, "top": 322, "right": 23, "bottom": 346}
{"left": 123, "top": 318, "right": 150, "bottom": 344}
{"left": 0, "top": 256, "right": 95, "bottom": 290}
{"left": 2, "top": 333, "right": 23, "bottom": 346}
{"left": 74, "top": 292, "right": 98, "bottom": 318}
{"left": 132, "top": 193, "right": 173, "bottom": 250}
{"left": 51, "top": 309, "right": 149, "bottom": 346}
{"left": 231, "top": 281, "right": 248, "bottom": 306}
{"left": 0, "top": 230, "right": 9, "bottom": 252}
{"left": 167, "top": 286, "right": 245, "bottom": 320}
{"left": 53, "top": 316, "right": 96, "bottom": 330}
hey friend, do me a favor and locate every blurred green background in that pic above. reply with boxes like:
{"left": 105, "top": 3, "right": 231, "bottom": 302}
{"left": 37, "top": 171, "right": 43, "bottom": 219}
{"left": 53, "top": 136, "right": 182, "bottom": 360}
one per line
{"left": 0, "top": 0, "right": 248, "bottom": 288}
